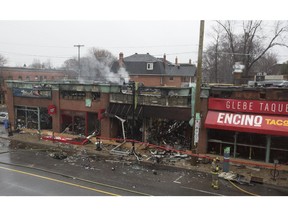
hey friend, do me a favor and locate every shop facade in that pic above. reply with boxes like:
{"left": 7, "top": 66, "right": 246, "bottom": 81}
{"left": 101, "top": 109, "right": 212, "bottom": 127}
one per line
{"left": 5, "top": 81, "right": 116, "bottom": 138}
{"left": 201, "top": 86, "right": 288, "bottom": 164}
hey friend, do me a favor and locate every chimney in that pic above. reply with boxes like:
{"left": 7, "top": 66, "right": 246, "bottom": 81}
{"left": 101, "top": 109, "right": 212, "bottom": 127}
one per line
{"left": 163, "top": 53, "right": 166, "bottom": 69}
{"left": 119, "top": 52, "right": 124, "bottom": 67}
{"left": 189, "top": 59, "right": 192, "bottom": 64}
{"left": 175, "top": 56, "right": 178, "bottom": 65}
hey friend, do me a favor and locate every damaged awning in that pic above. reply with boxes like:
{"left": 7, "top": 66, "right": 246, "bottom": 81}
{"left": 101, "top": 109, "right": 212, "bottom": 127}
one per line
{"left": 107, "top": 103, "right": 143, "bottom": 118}
{"left": 205, "top": 111, "right": 288, "bottom": 136}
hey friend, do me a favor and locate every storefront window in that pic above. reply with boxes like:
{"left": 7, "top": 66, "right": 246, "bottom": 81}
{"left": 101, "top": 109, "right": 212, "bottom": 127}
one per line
{"left": 61, "top": 91, "right": 86, "bottom": 100}
{"left": 61, "top": 111, "right": 86, "bottom": 135}
{"left": 207, "top": 129, "right": 267, "bottom": 161}
{"left": 15, "top": 106, "right": 52, "bottom": 130}
{"left": 270, "top": 136, "right": 288, "bottom": 164}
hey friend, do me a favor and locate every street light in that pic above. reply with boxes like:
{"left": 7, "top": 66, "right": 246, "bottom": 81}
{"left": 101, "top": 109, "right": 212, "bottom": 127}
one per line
{"left": 74, "top": 44, "right": 84, "bottom": 78}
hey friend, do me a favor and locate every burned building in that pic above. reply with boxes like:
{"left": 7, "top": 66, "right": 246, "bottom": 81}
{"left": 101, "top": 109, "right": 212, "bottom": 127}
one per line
{"left": 5, "top": 80, "right": 194, "bottom": 151}
{"left": 108, "top": 84, "right": 193, "bottom": 150}
{"left": 5, "top": 80, "right": 113, "bottom": 138}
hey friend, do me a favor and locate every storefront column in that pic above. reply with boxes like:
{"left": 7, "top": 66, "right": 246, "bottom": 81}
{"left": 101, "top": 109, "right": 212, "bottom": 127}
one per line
{"left": 265, "top": 135, "right": 271, "bottom": 163}
{"left": 233, "top": 132, "right": 238, "bottom": 158}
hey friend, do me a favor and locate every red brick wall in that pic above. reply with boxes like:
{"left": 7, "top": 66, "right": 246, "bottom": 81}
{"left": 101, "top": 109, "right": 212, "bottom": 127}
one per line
{"left": 130, "top": 75, "right": 184, "bottom": 87}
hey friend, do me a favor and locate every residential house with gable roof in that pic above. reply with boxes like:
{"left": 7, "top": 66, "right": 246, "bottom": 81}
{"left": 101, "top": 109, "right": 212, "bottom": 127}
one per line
{"left": 111, "top": 52, "right": 196, "bottom": 87}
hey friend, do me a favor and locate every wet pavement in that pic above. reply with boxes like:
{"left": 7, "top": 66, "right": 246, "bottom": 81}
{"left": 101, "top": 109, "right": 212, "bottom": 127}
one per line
{"left": 1, "top": 128, "right": 288, "bottom": 196}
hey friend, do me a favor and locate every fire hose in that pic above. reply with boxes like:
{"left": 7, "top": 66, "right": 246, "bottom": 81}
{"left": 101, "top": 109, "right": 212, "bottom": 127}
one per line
{"left": 228, "top": 180, "right": 259, "bottom": 196}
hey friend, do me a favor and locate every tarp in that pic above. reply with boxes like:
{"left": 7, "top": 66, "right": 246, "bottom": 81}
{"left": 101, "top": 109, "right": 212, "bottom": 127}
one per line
{"left": 205, "top": 111, "right": 288, "bottom": 136}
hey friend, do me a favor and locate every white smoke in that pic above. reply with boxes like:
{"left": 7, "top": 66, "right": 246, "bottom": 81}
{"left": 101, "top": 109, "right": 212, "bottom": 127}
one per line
{"left": 79, "top": 49, "right": 130, "bottom": 84}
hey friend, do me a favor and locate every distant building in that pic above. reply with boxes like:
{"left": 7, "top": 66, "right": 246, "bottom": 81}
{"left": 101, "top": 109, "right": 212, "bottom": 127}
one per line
{"left": 0, "top": 66, "right": 77, "bottom": 104}
{"left": 111, "top": 53, "right": 196, "bottom": 87}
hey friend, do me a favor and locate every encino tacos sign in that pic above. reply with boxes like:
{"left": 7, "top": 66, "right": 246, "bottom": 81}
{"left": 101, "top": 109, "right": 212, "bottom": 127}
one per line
{"left": 209, "top": 98, "right": 288, "bottom": 116}
{"left": 205, "top": 111, "right": 288, "bottom": 136}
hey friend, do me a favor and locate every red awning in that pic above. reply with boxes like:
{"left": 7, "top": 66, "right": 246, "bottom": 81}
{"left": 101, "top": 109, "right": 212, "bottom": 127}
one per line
{"left": 205, "top": 111, "right": 288, "bottom": 136}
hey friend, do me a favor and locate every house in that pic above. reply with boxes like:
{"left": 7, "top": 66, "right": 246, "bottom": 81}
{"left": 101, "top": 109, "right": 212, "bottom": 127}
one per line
{"left": 111, "top": 53, "right": 196, "bottom": 87}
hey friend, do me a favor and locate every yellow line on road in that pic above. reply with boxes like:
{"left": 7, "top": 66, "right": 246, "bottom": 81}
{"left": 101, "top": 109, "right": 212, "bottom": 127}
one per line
{"left": 0, "top": 165, "right": 119, "bottom": 196}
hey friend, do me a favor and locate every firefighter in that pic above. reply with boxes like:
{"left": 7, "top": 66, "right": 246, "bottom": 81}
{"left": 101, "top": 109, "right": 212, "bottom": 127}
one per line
{"left": 211, "top": 165, "right": 220, "bottom": 189}
{"left": 211, "top": 157, "right": 220, "bottom": 190}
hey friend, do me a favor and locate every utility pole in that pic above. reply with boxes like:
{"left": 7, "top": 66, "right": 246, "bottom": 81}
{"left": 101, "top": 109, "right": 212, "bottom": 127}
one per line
{"left": 74, "top": 44, "right": 84, "bottom": 78}
{"left": 192, "top": 20, "right": 205, "bottom": 155}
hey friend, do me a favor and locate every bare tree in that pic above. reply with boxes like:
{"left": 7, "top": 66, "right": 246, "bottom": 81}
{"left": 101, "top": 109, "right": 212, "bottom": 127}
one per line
{"left": 29, "top": 59, "right": 42, "bottom": 69}
{"left": 62, "top": 58, "right": 78, "bottom": 70}
{"left": 216, "top": 20, "right": 288, "bottom": 78}
{"left": 0, "top": 54, "right": 8, "bottom": 66}
{"left": 203, "top": 24, "right": 223, "bottom": 83}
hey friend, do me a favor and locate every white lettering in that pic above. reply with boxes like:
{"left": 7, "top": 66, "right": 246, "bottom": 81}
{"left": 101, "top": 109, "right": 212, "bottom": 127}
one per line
{"left": 245, "top": 115, "right": 253, "bottom": 126}
{"left": 254, "top": 116, "right": 263, "bottom": 127}
{"left": 249, "top": 102, "right": 253, "bottom": 111}
{"left": 224, "top": 113, "right": 233, "bottom": 124}
{"left": 226, "top": 101, "right": 230, "bottom": 109}
{"left": 278, "top": 104, "right": 283, "bottom": 112}
{"left": 233, "top": 114, "right": 241, "bottom": 125}
{"left": 243, "top": 102, "right": 247, "bottom": 110}
{"left": 264, "top": 103, "right": 269, "bottom": 111}
{"left": 271, "top": 103, "right": 276, "bottom": 112}
{"left": 216, "top": 113, "right": 263, "bottom": 127}
{"left": 217, "top": 113, "right": 225, "bottom": 123}
{"left": 259, "top": 103, "right": 264, "bottom": 111}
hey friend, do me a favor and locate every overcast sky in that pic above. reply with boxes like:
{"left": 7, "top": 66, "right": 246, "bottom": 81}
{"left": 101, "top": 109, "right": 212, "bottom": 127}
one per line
{"left": 0, "top": 20, "right": 210, "bottom": 67}
{"left": 0, "top": 0, "right": 288, "bottom": 68}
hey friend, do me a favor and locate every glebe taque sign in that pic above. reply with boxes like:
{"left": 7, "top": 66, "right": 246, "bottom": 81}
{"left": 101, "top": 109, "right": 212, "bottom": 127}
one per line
{"left": 209, "top": 98, "right": 288, "bottom": 115}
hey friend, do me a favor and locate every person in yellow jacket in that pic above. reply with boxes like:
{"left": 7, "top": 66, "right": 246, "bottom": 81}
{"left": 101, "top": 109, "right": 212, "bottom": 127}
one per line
{"left": 211, "top": 158, "right": 220, "bottom": 189}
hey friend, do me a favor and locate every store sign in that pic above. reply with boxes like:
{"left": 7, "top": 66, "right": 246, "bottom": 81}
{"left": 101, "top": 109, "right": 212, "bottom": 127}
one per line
{"left": 209, "top": 98, "right": 288, "bottom": 116}
{"left": 13, "top": 87, "right": 51, "bottom": 99}
{"left": 48, "top": 105, "right": 56, "bottom": 115}
{"left": 205, "top": 111, "right": 288, "bottom": 136}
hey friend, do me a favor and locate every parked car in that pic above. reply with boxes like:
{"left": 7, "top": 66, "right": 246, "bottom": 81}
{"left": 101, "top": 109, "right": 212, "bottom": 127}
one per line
{"left": 0, "top": 112, "right": 8, "bottom": 123}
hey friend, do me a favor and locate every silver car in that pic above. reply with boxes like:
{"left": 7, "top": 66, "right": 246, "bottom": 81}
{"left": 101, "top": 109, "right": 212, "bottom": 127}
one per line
{"left": 0, "top": 112, "right": 8, "bottom": 123}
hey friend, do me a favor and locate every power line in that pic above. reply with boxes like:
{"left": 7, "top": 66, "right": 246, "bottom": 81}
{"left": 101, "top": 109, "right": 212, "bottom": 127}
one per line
{"left": 0, "top": 50, "right": 72, "bottom": 59}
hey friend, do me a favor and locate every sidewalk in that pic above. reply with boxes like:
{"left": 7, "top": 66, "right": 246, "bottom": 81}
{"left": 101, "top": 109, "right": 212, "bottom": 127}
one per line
{"left": 1, "top": 128, "right": 288, "bottom": 188}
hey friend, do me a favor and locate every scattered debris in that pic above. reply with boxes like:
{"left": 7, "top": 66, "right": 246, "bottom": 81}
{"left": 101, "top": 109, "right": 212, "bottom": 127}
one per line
{"left": 49, "top": 151, "right": 68, "bottom": 160}
{"left": 173, "top": 176, "right": 183, "bottom": 184}
{"left": 246, "top": 166, "right": 260, "bottom": 172}
{"left": 251, "top": 176, "right": 263, "bottom": 184}
{"left": 110, "top": 142, "right": 130, "bottom": 156}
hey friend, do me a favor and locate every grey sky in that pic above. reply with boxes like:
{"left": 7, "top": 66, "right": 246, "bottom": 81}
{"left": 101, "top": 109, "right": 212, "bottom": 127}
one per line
{"left": 0, "top": 20, "right": 207, "bottom": 67}
{"left": 1, "top": 1, "right": 288, "bottom": 68}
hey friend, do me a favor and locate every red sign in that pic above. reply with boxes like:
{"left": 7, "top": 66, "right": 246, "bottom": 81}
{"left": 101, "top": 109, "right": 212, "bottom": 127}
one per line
{"left": 205, "top": 111, "right": 288, "bottom": 136}
{"left": 209, "top": 98, "right": 288, "bottom": 116}
{"left": 48, "top": 105, "right": 57, "bottom": 115}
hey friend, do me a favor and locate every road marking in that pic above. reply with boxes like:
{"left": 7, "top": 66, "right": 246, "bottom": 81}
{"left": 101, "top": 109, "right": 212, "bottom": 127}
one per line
{"left": 0, "top": 165, "right": 118, "bottom": 196}
{"left": 173, "top": 175, "right": 183, "bottom": 184}
{"left": 181, "top": 186, "right": 223, "bottom": 196}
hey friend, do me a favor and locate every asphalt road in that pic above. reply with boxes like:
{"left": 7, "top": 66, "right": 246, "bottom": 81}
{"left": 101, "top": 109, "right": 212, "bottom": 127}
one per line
{"left": 1, "top": 124, "right": 288, "bottom": 196}
{"left": 1, "top": 138, "right": 288, "bottom": 196}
